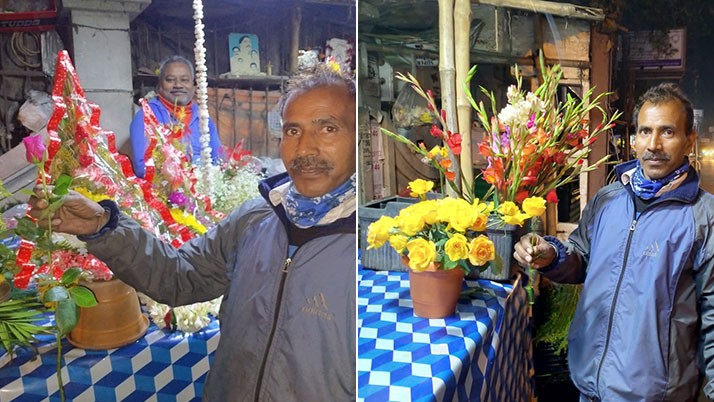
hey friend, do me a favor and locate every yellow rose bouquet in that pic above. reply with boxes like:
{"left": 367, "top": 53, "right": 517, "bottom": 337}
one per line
{"left": 367, "top": 179, "right": 548, "bottom": 275}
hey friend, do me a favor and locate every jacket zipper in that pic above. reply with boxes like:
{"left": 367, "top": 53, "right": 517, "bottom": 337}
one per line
{"left": 253, "top": 256, "right": 293, "bottom": 402}
{"left": 594, "top": 218, "right": 637, "bottom": 392}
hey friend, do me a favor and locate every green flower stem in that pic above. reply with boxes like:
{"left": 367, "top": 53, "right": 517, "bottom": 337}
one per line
{"left": 56, "top": 332, "right": 65, "bottom": 402}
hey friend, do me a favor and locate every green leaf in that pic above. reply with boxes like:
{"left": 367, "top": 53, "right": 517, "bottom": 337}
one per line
{"left": 43, "top": 286, "right": 70, "bottom": 303}
{"left": 69, "top": 286, "right": 97, "bottom": 308}
{"left": 60, "top": 268, "right": 83, "bottom": 286}
{"left": 14, "top": 217, "right": 40, "bottom": 240}
{"left": 53, "top": 174, "right": 72, "bottom": 196}
{"left": 54, "top": 299, "right": 78, "bottom": 336}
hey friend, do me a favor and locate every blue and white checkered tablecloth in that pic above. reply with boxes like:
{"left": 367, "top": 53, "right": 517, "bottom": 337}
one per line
{"left": 0, "top": 318, "right": 220, "bottom": 401}
{"left": 358, "top": 267, "right": 532, "bottom": 402}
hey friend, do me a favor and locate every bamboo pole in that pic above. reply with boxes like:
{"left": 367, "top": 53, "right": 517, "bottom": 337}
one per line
{"left": 438, "top": 0, "right": 459, "bottom": 197}
{"left": 454, "top": 0, "right": 473, "bottom": 193}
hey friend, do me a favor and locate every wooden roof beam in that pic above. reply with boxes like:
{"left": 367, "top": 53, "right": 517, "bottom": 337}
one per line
{"left": 472, "top": 0, "right": 605, "bottom": 22}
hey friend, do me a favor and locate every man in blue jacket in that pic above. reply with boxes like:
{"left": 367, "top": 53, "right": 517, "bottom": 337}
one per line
{"left": 30, "top": 64, "right": 356, "bottom": 401}
{"left": 129, "top": 55, "right": 222, "bottom": 178}
{"left": 515, "top": 82, "right": 714, "bottom": 401}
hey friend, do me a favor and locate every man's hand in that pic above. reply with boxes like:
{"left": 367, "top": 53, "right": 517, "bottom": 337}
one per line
{"left": 28, "top": 186, "right": 109, "bottom": 236}
{"left": 513, "top": 233, "right": 556, "bottom": 269}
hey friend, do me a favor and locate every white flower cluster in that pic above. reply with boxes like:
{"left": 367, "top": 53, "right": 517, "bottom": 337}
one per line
{"left": 498, "top": 84, "right": 546, "bottom": 129}
{"left": 192, "top": 0, "right": 212, "bottom": 187}
{"left": 196, "top": 163, "right": 262, "bottom": 214}
{"left": 140, "top": 293, "right": 223, "bottom": 333}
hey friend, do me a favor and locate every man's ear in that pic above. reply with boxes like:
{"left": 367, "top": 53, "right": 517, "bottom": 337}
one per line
{"left": 688, "top": 130, "right": 698, "bottom": 154}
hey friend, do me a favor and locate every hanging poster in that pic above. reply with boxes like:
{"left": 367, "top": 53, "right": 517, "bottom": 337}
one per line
{"left": 229, "top": 33, "right": 261, "bottom": 76}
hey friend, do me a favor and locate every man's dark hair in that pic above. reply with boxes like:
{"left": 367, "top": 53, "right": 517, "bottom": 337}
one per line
{"left": 633, "top": 82, "right": 694, "bottom": 135}
{"left": 157, "top": 55, "right": 195, "bottom": 81}
{"left": 279, "top": 63, "right": 355, "bottom": 116}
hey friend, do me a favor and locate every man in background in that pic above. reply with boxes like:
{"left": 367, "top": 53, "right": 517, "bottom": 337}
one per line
{"left": 129, "top": 55, "right": 222, "bottom": 178}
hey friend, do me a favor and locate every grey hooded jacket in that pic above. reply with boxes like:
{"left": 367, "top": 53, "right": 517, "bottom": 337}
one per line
{"left": 83, "top": 173, "right": 356, "bottom": 401}
{"left": 541, "top": 160, "right": 714, "bottom": 401}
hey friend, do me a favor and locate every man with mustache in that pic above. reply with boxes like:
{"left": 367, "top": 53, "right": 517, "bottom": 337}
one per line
{"left": 129, "top": 55, "right": 222, "bottom": 178}
{"left": 514, "top": 82, "right": 714, "bottom": 401}
{"left": 29, "top": 63, "right": 356, "bottom": 401}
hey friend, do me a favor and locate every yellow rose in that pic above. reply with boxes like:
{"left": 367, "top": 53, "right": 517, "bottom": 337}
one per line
{"left": 522, "top": 196, "right": 546, "bottom": 218}
{"left": 367, "top": 216, "right": 395, "bottom": 249}
{"left": 435, "top": 197, "right": 459, "bottom": 223}
{"left": 471, "top": 212, "right": 488, "bottom": 232}
{"left": 388, "top": 234, "right": 408, "bottom": 254}
{"left": 414, "top": 200, "right": 439, "bottom": 225}
{"left": 468, "top": 234, "right": 496, "bottom": 266}
{"left": 444, "top": 233, "right": 469, "bottom": 262}
{"left": 406, "top": 238, "right": 437, "bottom": 272}
{"left": 396, "top": 209, "right": 426, "bottom": 236}
{"left": 497, "top": 201, "right": 520, "bottom": 217}
{"left": 503, "top": 212, "right": 530, "bottom": 226}
{"left": 408, "top": 179, "right": 434, "bottom": 198}
{"left": 446, "top": 198, "right": 477, "bottom": 232}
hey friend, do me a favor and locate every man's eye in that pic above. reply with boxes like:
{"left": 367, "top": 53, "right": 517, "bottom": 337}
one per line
{"left": 284, "top": 128, "right": 299, "bottom": 137}
{"left": 323, "top": 126, "right": 338, "bottom": 133}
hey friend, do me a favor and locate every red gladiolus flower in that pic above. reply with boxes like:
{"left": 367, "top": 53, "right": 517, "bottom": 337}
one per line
{"left": 22, "top": 134, "right": 46, "bottom": 164}
{"left": 430, "top": 125, "right": 443, "bottom": 138}
{"left": 515, "top": 190, "right": 529, "bottom": 203}
{"left": 440, "top": 109, "right": 447, "bottom": 122}
{"left": 445, "top": 170, "right": 456, "bottom": 181}
{"left": 546, "top": 190, "right": 559, "bottom": 203}
{"left": 478, "top": 141, "right": 492, "bottom": 157}
{"left": 446, "top": 132, "right": 462, "bottom": 155}
{"left": 439, "top": 159, "right": 452, "bottom": 169}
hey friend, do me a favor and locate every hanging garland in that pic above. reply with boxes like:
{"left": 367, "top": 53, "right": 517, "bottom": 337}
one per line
{"left": 192, "top": 0, "right": 212, "bottom": 187}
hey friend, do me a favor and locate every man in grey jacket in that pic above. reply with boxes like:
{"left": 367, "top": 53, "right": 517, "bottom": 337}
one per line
{"left": 514, "top": 83, "right": 714, "bottom": 401}
{"left": 29, "top": 64, "right": 356, "bottom": 401}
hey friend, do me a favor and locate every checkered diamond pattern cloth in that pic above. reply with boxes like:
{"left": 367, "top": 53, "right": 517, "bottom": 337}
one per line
{"left": 358, "top": 267, "right": 532, "bottom": 402}
{"left": 0, "top": 318, "right": 219, "bottom": 401}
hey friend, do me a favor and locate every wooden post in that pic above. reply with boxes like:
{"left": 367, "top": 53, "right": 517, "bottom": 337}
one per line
{"left": 454, "top": 0, "right": 473, "bottom": 191}
{"left": 438, "top": 0, "right": 459, "bottom": 197}
{"left": 289, "top": 4, "right": 302, "bottom": 74}
{"left": 587, "top": 29, "right": 612, "bottom": 203}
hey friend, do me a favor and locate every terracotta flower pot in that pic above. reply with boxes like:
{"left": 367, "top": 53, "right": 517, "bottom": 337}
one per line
{"left": 67, "top": 278, "right": 149, "bottom": 350}
{"left": 404, "top": 257, "right": 465, "bottom": 319}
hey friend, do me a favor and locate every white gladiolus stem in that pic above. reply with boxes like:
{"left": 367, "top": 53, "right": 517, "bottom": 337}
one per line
{"left": 192, "top": 0, "right": 212, "bottom": 186}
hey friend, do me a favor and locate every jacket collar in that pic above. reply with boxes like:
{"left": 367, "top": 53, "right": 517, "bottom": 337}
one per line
{"left": 614, "top": 159, "right": 701, "bottom": 203}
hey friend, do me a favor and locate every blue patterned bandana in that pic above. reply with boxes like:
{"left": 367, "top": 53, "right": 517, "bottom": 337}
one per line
{"left": 630, "top": 159, "right": 689, "bottom": 200}
{"left": 283, "top": 174, "right": 356, "bottom": 228}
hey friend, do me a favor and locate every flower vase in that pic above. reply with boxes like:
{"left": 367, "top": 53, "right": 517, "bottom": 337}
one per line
{"left": 403, "top": 257, "right": 464, "bottom": 318}
{"left": 67, "top": 278, "right": 149, "bottom": 350}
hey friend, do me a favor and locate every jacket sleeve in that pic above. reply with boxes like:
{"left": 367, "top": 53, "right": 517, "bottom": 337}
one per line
{"left": 129, "top": 109, "right": 147, "bottom": 178}
{"left": 84, "top": 199, "right": 265, "bottom": 306}
{"left": 538, "top": 187, "right": 612, "bottom": 284}
{"left": 694, "top": 195, "right": 714, "bottom": 398}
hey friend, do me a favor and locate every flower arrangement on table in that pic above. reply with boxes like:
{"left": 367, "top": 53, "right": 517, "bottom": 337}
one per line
{"left": 367, "top": 178, "right": 497, "bottom": 274}
{"left": 367, "top": 54, "right": 620, "bottom": 294}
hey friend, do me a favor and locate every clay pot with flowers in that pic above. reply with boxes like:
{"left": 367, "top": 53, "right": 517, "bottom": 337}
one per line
{"left": 366, "top": 179, "right": 498, "bottom": 318}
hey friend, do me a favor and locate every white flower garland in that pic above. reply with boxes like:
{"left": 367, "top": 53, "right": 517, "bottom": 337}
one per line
{"left": 192, "top": 0, "right": 212, "bottom": 187}
{"left": 139, "top": 293, "right": 222, "bottom": 333}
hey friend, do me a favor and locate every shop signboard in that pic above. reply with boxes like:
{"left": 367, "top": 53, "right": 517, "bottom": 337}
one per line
{"left": 0, "top": 0, "right": 57, "bottom": 32}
